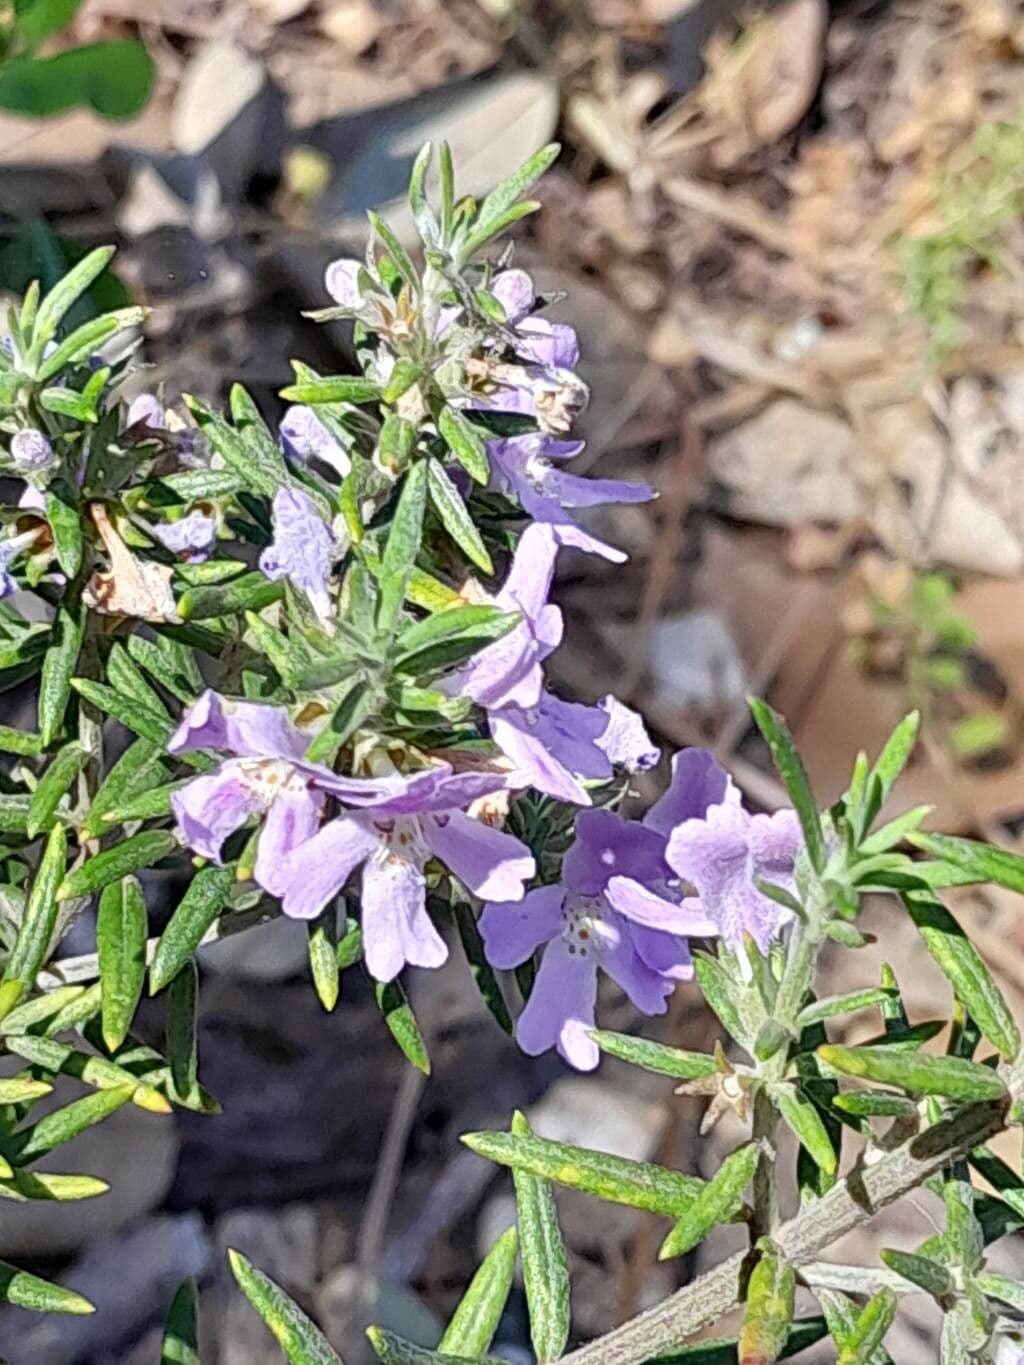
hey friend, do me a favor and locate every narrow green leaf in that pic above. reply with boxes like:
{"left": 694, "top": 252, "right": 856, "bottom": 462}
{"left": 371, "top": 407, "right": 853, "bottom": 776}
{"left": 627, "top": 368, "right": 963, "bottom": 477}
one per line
{"left": 393, "top": 604, "right": 518, "bottom": 676}
{"left": 659, "top": 1143, "right": 759, "bottom": 1260}
{"left": 909, "top": 830, "right": 1024, "bottom": 893}
{"left": 797, "top": 989, "right": 897, "bottom": 1027}
{"left": 903, "top": 891, "right": 1020, "bottom": 1061}
{"left": 178, "top": 572, "right": 284, "bottom": 622}
{"left": 590, "top": 1030, "right": 717, "bottom": 1080}
{"left": 4, "top": 823, "right": 66, "bottom": 989}
{"left": 439, "top": 1226, "right": 517, "bottom": 1355}
{"left": 818, "top": 1044, "right": 1007, "bottom": 1102}
{"left": 26, "top": 741, "right": 85, "bottom": 837}
{"left": 0, "top": 1079, "right": 51, "bottom": 1104}
{"left": 510, "top": 1110, "right": 569, "bottom": 1364}
{"left": 32, "top": 245, "right": 115, "bottom": 347}
{"left": 307, "top": 912, "right": 340, "bottom": 1012}
{"left": 374, "top": 979, "right": 430, "bottom": 1074}
{"left": 10, "top": 1084, "right": 135, "bottom": 1164}
{"left": 453, "top": 903, "right": 511, "bottom": 1034}
{"left": 150, "top": 863, "right": 235, "bottom": 993}
{"left": 39, "top": 597, "right": 85, "bottom": 746}
{"left": 81, "top": 738, "right": 172, "bottom": 837}
{"left": 58, "top": 830, "right": 179, "bottom": 902}
{"left": 748, "top": 698, "right": 825, "bottom": 873}
{"left": 37, "top": 307, "right": 146, "bottom": 381}
{"left": 836, "top": 1289, "right": 897, "bottom": 1365}
{"left": 0, "top": 984, "right": 83, "bottom": 1034}
{"left": 167, "top": 959, "right": 199, "bottom": 1103}
{"left": 427, "top": 458, "right": 492, "bottom": 572}
{"left": 861, "top": 711, "right": 921, "bottom": 835}
{"left": 0, "top": 725, "right": 43, "bottom": 757}
{"left": 336, "top": 918, "right": 363, "bottom": 971}
{"left": 773, "top": 1085, "right": 837, "bottom": 1176}
{"left": 0, "top": 1170, "right": 107, "bottom": 1202}
{"left": 738, "top": 1246, "right": 795, "bottom": 1365}
{"left": 462, "top": 1128, "right": 704, "bottom": 1216}
{"left": 878, "top": 1247, "right": 952, "bottom": 1297}
{"left": 378, "top": 461, "right": 428, "bottom": 633}
{"left": 184, "top": 397, "right": 291, "bottom": 499}
{"left": 4, "top": 1034, "right": 170, "bottom": 1113}
{"left": 71, "top": 678, "right": 173, "bottom": 748}
{"left": 438, "top": 407, "right": 490, "bottom": 484}
{"left": 304, "top": 679, "right": 375, "bottom": 766}
{"left": 280, "top": 375, "right": 380, "bottom": 405}
{"left": 97, "top": 875, "right": 147, "bottom": 1051}
{"left": 647, "top": 1318, "right": 829, "bottom": 1363}
{"left": 694, "top": 952, "right": 758, "bottom": 1049}
{"left": 44, "top": 486, "right": 82, "bottom": 578}
{"left": 368, "top": 211, "right": 419, "bottom": 292}
{"left": 161, "top": 1277, "right": 200, "bottom": 1365}
{"left": 976, "top": 1271, "right": 1024, "bottom": 1313}
{"left": 833, "top": 1092, "right": 917, "bottom": 1119}
{"left": 0, "top": 1260, "right": 93, "bottom": 1315}
{"left": 228, "top": 1248, "right": 343, "bottom": 1364}
{"left": 368, "top": 1327, "right": 500, "bottom": 1365}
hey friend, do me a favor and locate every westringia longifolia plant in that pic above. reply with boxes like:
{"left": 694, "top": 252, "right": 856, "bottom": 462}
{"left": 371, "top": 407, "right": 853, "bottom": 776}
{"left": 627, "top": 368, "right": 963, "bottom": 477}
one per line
{"left": 0, "top": 144, "right": 1022, "bottom": 1363}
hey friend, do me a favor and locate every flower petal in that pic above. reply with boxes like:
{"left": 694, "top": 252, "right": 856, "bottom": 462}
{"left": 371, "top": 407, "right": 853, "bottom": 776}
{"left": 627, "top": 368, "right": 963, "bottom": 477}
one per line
{"left": 276, "top": 816, "right": 378, "bottom": 920}
{"left": 361, "top": 853, "right": 447, "bottom": 981}
{"left": 605, "top": 876, "right": 719, "bottom": 937}
{"left": 645, "top": 748, "right": 740, "bottom": 838}
{"left": 516, "top": 938, "right": 599, "bottom": 1070}
{"left": 491, "top": 269, "right": 534, "bottom": 324}
{"left": 629, "top": 923, "right": 695, "bottom": 982}
{"left": 426, "top": 810, "right": 534, "bottom": 901}
{"left": 325, "top": 257, "right": 363, "bottom": 307}
{"left": 479, "top": 885, "right": 564, "bottom": 968}
{"left": 563, "top": 809, "right": 668, "bottom": 896}
{"left": 253, "top": 786, "right": 324, "bottom": 897}
{"left": 601, "top": 925, "right": 675, "bottom": 1016}
{"left": 280, "top": 405, "right": 352, "bottom": 478}
{"left": 171, "top": 762, "right": 262, "bottom": 862}
{"left": 169, "top": 690, "right": 308, "bottom": 761}
{"left": 259, "top": 487, "right": 337, "bottom": 623}
{"left": 595, "top": 696, "right": 660, "bottom": 772}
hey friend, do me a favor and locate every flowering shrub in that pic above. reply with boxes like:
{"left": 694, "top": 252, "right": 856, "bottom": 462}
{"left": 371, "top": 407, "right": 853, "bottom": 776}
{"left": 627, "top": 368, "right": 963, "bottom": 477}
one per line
{"left": 0, "top": 143, "right": 1022, "bottom": 1362}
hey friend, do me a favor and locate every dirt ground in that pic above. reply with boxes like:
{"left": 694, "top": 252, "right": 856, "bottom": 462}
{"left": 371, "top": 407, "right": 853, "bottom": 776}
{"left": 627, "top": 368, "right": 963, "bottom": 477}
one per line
{"left": 1, "top": 0, "right": 1024, "bottom": 1359}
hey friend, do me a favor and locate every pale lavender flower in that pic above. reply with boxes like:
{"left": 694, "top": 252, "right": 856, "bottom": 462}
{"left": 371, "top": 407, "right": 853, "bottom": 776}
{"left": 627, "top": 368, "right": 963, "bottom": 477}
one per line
{"left": 126, "top": 394, "right": 166, "bottom": 430}
{"left": 272, "top": 770, "right": 534, "bottom": 981}
{"left": 490, "top": 269, "right": 580, "bottom": 371}
{"left": 259, "top": 487, "right": 337, "bottom": 622}
{"left": 0, "top": 530, "right": 40, "bottom": 598}
{"left": 150, "top": 509, "right": 218, "bottom": 562}
{"left": 10, "top": 428, "right": 55, "bottom": 474}
{"left": 481, "top": 809, "right": 712, "bottom": 1069}
{"left": 489, "top": 691, "right": 612, "bottom": 805}
{"left": 444, "top": 522, "right": 563, "bottom": 711}
{"left": 169, "top": 690, "right": 461, "bottom": 899}
{"left": 280, "top": 405, "right": 352, "bottom": 479}
{"left": 595, "top": 696, "right": 660, "bottom": 772}
{"left": 325, "top": 258, "right": 364, "bottom": 308}
{"left": 664, "top": 800, "right": 802, "bottom": 974}
{"left": 489, "top": 433, "right": 655, "bottom": 563}
{"left": 607, "top": 748, "right": 802, "bottom": 979}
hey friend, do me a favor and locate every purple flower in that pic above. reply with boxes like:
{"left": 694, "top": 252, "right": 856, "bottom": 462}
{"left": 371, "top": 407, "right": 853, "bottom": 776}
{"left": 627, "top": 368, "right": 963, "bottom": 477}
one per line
{"left": 489, "top": 433, "right": 655, "bottom": 563}
{"left": 664, "top": 800, "right": 803, "bottom": 974}
{"left": 595, "top": 696, "right": 660, "bottom": 773}
{"left": 150, "top": 509, "right": 218, "bottom": 562}
{"left": 481, "top": 809, "right": 712, "bottom": 1069}
{"left": 0, "top": 528, "right": 42, "bottom": 598}
{"left": 490, "top": 691, "right": 612, "bottom": 805}
{"left": 10, "top": 429, "right": 55, "bottom": 475}
{"left": 169, "top": 690, "right": 471, "bottom": 900}
{"left": 271, "top": 770, "right": 534, "bottom": 981}
{"left": 126, "top": 394, "right": 166, "bottom": 430}
{"left": 490, "top": 269, "right": 581, "bottom": 371}
{"left": 280, "top": 405, "right": 352, "bottom": 479}
{"left": 444, "top": 522, "right": 563, "bottom": 711}
{"left": 259, "top": 487, "right": 337, "bottom": 622}
{"left": 325, "top": 258, "right": 364, "bottom": 308}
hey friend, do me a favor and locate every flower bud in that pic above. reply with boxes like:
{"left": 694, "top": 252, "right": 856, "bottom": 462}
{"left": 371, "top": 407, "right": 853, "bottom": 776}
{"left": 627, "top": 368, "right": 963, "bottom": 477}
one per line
{"left": 10, "top": 428, "right": 55, "bottom": 474}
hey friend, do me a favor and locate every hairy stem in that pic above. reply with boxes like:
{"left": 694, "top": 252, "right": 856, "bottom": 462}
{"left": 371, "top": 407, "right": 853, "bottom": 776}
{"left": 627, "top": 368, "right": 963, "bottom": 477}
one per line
{"left": 558, "top": 1100, "right": 1008, "bottom": 1365}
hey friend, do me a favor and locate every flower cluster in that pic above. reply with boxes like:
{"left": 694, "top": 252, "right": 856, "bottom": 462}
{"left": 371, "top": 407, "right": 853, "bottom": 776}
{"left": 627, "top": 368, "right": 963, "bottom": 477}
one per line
{"left": 156, "top": 217, "right": 804, "bottom": 1068}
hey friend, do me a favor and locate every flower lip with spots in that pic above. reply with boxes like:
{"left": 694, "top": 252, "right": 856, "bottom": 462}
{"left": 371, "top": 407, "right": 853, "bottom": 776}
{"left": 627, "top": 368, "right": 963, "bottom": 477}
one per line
{"left": 268, "top": 766, "right": 534, "bottom": 983}
{"left": 480, "top": 808, "right": 713, "bottom": 1070}
{"left": 168, "top": 690, "right": 492, "bottom": 900}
